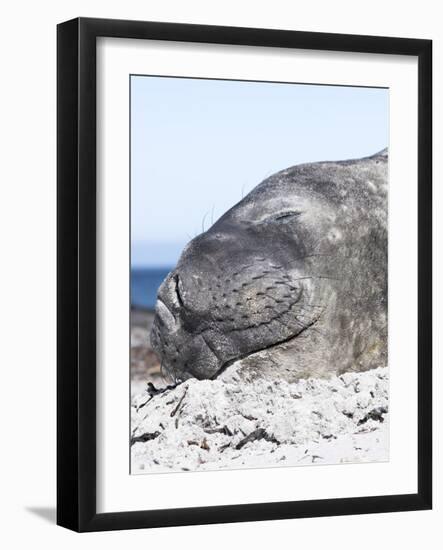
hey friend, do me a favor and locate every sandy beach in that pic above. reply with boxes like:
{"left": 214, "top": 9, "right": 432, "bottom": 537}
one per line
{"left": 131, "top": 359, "right": 389, "bottom": 474}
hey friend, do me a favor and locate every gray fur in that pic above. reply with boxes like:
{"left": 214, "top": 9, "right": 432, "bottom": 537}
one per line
{"left": 150, "top": 150, "right": 388, "bottom": 382}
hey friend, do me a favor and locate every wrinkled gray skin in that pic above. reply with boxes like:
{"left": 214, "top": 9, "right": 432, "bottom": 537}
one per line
{"left": 151, "top": 150, "right": 388, "bottom": 383}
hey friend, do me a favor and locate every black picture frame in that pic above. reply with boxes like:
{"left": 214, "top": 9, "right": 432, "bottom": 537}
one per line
{"left": 57, "top": 17, "right": 432, "bottom": 532}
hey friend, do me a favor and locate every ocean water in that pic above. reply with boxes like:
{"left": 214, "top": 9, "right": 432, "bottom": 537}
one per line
{"left": 131, "top": 267, "right": 173, "bottom": 310}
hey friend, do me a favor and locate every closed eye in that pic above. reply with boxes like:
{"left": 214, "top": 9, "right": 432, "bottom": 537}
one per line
{"left": 274, "top": 211, "right": 303, "bottom": 221}
{"left": 257, "top": 210, "right": 303, "bottom": 225}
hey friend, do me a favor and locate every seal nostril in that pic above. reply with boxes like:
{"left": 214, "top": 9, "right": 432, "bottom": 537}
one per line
{"left": 173, "top": 274, "right": 185, "bottom": 308}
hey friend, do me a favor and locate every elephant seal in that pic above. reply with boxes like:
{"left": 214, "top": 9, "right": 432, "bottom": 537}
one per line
{"left": 151, "top": 149, "right": 388, "bottom": 383}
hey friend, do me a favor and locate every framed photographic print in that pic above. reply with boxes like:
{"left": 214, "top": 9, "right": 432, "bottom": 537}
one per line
{"left": 57, "top": 17, "right": 432, "bottom": 532}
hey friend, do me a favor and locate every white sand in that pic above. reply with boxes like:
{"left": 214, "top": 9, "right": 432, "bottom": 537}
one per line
{"left": 131, "top": 366, "right": 389, "bottom": 474}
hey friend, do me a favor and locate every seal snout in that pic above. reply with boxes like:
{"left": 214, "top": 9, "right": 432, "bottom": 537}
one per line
{"left": 151, "top": 253, "right": 320, "bottom": 382}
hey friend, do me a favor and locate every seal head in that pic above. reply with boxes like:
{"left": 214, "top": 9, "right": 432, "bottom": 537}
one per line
{"left": 151, "top": 150, "right": 388, "bottom": 382}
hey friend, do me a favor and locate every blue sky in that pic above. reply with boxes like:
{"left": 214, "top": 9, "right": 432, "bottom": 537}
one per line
{"left": 131, "top": 75, "right": 388, "bottom": 268}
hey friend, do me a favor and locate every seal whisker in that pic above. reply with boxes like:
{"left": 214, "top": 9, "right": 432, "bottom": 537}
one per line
{"left": 201, "top": 211, "right": 209, "bottom": 233}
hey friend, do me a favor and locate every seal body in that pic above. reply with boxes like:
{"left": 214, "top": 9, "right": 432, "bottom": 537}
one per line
{"left": 150, "top": 150, "right": 388, "bottom": 383}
